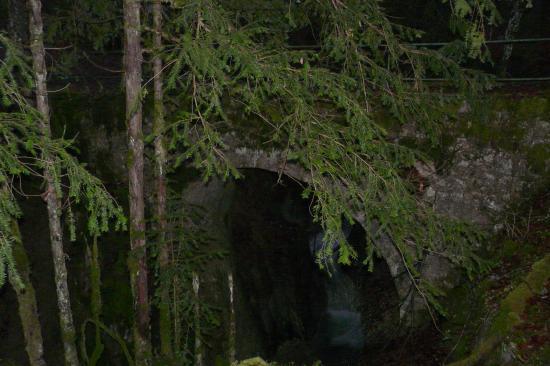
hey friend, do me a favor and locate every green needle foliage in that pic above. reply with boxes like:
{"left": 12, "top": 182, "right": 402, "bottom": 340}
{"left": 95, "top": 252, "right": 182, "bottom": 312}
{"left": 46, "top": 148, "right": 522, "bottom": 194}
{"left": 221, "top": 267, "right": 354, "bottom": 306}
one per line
{"left": 45, "top": 0, "right": 122, "bottom": 51}
{"left": 445, "top": 0, "right": 500, "bottom": 59}
{"left": 0, "top": 33, "right": 39, "bottom": 288}
{"left": 152, "top": 0, "right": 498, "bottom": 312}
{"left": 151, "top": 192, "right": 224, "bottom": 362}
{"left": 0, "top": 33, "right": 126, "bottom": 288}
{"left": 3, "top": 0, "right": 501, "bottom": 312}
{"left": 159, "top": 0, "right": 494, "bottom": 305}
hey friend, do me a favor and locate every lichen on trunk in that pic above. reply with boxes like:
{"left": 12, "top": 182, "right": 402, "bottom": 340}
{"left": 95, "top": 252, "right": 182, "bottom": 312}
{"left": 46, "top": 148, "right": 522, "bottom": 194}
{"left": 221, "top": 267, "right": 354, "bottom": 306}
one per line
{"left": 10, "top": 220, "right": 47, "bottom": 366}
{"left": 151, "top": 0, "right": 173, "bottom": 358}
{"left": 123, "top": 0, "right": 151, "bottom": 364}
{"left": 27, "top": 0, "right": 80, "bottom": 364}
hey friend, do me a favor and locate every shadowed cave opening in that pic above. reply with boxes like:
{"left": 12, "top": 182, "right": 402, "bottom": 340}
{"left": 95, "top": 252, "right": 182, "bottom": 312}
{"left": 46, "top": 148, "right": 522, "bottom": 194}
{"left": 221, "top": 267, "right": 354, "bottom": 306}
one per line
{"left": 227, "top": 170, "right": 401, "bottom": 365}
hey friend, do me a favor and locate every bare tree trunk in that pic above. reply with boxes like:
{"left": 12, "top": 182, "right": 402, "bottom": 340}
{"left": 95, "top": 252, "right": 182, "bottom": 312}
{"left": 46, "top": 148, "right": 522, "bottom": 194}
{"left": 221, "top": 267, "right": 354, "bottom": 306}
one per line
{"left": 152, "top": 0, "right": 173, "bottom": 358}
{"left": 123, "top": 0, "right": 151, "bottom": 364}
{"left": 27, "top": 1, "right": 80, "bottom": 365}
{"left": 228, "top": 272, "right": 236, "bottom": 364}
{"left": 192, "top": 272, "right": 202, "bottom": 366}
{"left": 6, "top": 4, "right": 45, "bottom": 365}
{"left": 85, "top": 236, "right": 103, "bottom": 364}
{"left": 10, "top": 220, "right": 47, "bottom": 366}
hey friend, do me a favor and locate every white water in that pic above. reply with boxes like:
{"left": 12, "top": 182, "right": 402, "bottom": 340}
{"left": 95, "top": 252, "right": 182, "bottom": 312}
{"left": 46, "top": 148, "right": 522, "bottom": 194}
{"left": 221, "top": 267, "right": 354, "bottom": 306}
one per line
{"left": 309, "top": 224, "right": 365, "bottom": 351}
{"left": 327, "top": 309, "right": 364, "bottom": 348}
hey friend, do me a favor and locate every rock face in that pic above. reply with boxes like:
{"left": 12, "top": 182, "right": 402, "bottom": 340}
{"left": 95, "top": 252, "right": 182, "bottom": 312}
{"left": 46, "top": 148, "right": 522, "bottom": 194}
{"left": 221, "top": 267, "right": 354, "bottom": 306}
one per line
{"left": 425, "top": 137, "right": 529, "bottom": 226}
{"left": 403, "top": 116, "right": 549, "bottom": 328}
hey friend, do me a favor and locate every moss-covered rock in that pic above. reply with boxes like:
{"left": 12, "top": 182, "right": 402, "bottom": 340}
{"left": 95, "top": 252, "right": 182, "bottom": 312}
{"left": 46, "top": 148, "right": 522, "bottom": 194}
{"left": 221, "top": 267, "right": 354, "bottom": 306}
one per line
{"left": 233, "top": 357, "right": 269, "bottom": 366}
{"left": 448, "top": 254, "right": 550, "bottom": 366}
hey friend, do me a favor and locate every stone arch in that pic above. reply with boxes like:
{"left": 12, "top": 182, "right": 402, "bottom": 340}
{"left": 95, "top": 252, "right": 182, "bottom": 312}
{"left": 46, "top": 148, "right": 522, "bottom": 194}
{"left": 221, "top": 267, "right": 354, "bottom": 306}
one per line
{"left": 223, "top": 145, "right": 414, "bottom": 315}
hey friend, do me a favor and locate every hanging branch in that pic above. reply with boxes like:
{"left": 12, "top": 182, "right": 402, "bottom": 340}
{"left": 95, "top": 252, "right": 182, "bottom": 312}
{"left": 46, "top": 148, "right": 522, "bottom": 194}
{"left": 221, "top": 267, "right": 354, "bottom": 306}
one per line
{"left": 159, "top": 0, "right": 494, "bottom": 316}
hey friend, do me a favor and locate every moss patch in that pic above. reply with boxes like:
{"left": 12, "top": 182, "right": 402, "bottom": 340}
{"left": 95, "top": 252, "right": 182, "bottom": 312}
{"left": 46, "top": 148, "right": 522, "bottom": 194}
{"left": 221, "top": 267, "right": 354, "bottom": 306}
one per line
{"left": 458, "top": 94, "right": 549, "bottom": 151}
{"left": 441, "top": 280, "right": 489, "bottom": 360}
{"left": 448, "top": 254, "right": 550, "bottom": 366}
{"left": 526, "top": 143, "right": 550, "bottom": 176}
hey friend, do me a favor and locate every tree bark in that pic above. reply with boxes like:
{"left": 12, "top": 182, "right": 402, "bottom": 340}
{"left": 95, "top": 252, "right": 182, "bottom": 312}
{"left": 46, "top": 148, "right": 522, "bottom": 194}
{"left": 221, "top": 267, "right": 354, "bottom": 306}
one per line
{"left": 6, "top": 4, "right": 45, "bottom": 365}
{"left": 123, "top": 0, "right": 151, "bottom": 364}
{"left": 227, "top": 272, "right": 236, "bottom": 364}
{"left": 10, "top": 221, "right": 47, "bottom": 366}
{"left": 27, "top": 1, "right": 80, "bottom": 365}
{"left": 152, "top": 0, "right": 173, "bottom": 358}
{"left": 192, "top": 272, "right": 202, "bottom": 366}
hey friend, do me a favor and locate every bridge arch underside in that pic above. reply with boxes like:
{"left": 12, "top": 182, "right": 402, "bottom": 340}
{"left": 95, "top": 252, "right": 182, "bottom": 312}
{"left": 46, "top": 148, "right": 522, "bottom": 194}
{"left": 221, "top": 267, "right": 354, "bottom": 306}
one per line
{"left": 225, "top": 169, "right": 402, "bottom": 365}
{"left": 225, "top": 147, "right": 415, "bottom": 308}
{"left": 182, "top": 147, "right": 448, "bottom": 363}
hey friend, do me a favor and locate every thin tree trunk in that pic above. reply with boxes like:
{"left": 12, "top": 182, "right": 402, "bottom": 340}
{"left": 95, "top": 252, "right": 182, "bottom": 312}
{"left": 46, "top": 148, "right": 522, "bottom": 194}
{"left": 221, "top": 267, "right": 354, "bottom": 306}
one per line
{"left": 228, "top": 272, "right": 236, "bottom": 364}
{"left": 86, "top": 236, "right": 103, "bottom": 365}
{"left": 6, "top": 4, "right": 45, "bottom": 365}
{"left": 172, "top": 232, "right": 181, "bottom": 352}
{"left": 123, "top": 0, "right": 150, "bottom": 364}
{"left": 152, "top": 0, "right": 172, "bottom": 358}
{"left": 192, "top": 272, "right": 202, "bottom": 366}
{"left": 27, "top": 1, "right": 80, "bottom": 365}
{"left": 10, "top": 220, "right": 47, "bottom": 366}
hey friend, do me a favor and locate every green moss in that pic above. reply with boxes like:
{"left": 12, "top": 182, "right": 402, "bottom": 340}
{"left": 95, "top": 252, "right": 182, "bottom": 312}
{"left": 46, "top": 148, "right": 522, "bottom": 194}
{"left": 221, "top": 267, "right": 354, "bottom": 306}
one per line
{"left": 501, "top": 239, "right": 519, "bottom": 258}
{"left": 490, "top": 255, "right": 550, "bottom": 339}
{"left": 442, "top": 280, "right": 488, "bottom": 359}
{"left": 455, "top": 94, "right": 549, "bottom": 153}
{"left": 499, "top": 239, "right": 538, "bottom": 259}
{"left": 399, "top": 133, "right": 456, "bottom": 171}
{"left": 448, "top": 254, "right": 550, "bottom": 366}
{"left": 513, "top": 96, "right": 550, "bottom": 121}
{"left": 234, "top": 357, "right": 269, "bottom": 366}
{"left": 10, "top": 222, "right": 28, "bottom": 274}
{"left": 526, "top": 143, "right": 550, "bottom": 176}
{"left": 371, "top": 92, "right": 549, "bottom": 173}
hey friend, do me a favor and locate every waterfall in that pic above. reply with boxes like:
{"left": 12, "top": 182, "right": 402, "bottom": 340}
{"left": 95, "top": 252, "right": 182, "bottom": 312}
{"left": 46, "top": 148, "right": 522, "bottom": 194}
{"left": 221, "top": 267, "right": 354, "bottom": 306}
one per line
{"left": 309, "top": 223, "right": 365, "bottom": 352}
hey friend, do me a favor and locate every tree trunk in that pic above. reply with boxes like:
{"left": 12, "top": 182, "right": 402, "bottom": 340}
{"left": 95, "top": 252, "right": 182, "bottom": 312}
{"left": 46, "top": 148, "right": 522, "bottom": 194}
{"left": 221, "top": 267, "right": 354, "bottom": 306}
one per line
{"left": 27, "top": 1, "right": 80, "bottom": 365}
{"left": 152, "top": 0, "right": 173, "bottom": 358}
{"left": 192, "top": 272, "right": 202, "bottom": 366}
{"left": 123, "top": 0, "right": 151, "bottom": 364}
{"left": 6, "top": 4, "right": 46, "bottom": 365}
{"left": 228, "top": 272, "right": 236, "bottom": 364}
{"left": 10, "top": 220, "right": 47, "bottom": 366}
{"left": 86, "top": 236, "right": 104, "bottom": 365}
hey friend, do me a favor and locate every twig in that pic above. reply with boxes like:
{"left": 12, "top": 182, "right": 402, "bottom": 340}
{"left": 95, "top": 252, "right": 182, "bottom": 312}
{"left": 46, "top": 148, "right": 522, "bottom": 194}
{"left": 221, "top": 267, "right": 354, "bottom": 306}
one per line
{"left": 47, "top": 83, "right": 71, "bottom": 93}
{"left": 83, "top": 51, "right": 122, "bottom": 73}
